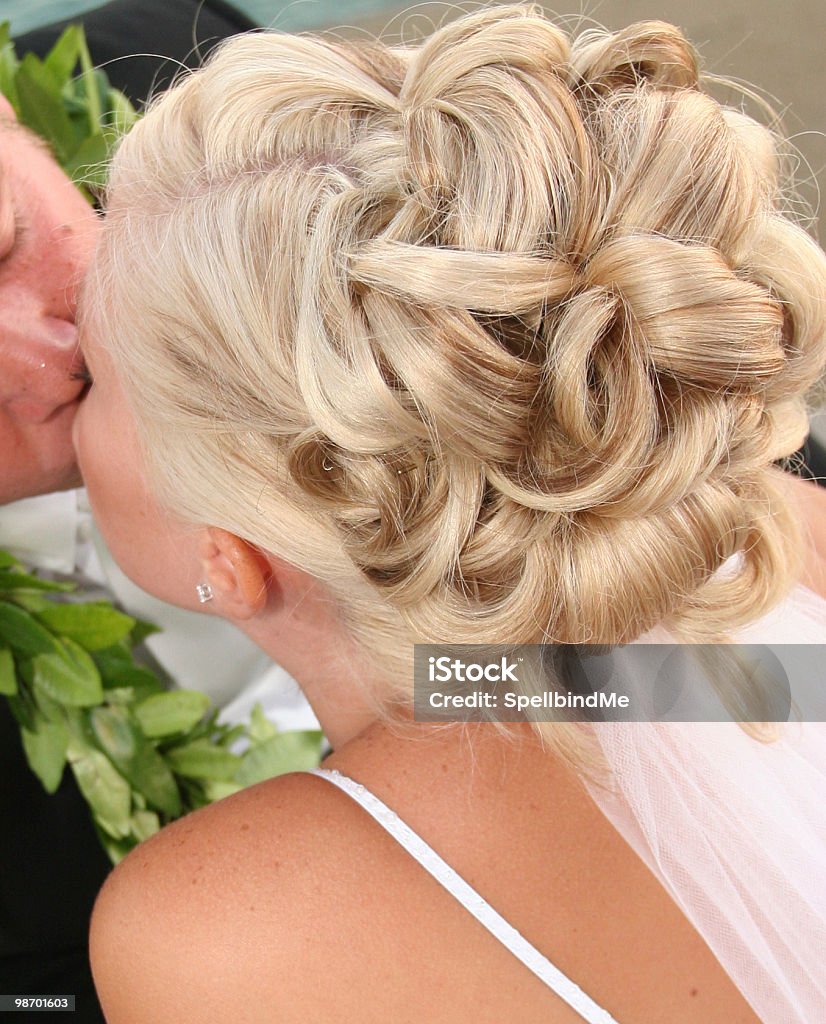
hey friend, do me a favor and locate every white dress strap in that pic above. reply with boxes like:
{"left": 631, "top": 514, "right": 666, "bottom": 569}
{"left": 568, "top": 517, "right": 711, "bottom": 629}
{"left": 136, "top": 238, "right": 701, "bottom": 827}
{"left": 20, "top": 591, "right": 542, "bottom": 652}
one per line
{"left": 306, "top": 766, "right": 620, "bottom": 1024}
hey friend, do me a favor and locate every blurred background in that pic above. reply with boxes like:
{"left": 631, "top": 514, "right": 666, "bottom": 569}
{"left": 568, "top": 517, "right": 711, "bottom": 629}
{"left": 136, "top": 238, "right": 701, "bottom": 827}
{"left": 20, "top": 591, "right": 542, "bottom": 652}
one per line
{"left": 7, "top": 0, "right": 826, "bottom": 439}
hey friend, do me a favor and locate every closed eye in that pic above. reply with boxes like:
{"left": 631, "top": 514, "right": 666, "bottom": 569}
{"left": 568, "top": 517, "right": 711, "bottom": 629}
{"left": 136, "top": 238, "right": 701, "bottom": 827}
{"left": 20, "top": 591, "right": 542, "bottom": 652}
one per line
{"left": 70, "top": 361, "right": 94, "bottom": 386}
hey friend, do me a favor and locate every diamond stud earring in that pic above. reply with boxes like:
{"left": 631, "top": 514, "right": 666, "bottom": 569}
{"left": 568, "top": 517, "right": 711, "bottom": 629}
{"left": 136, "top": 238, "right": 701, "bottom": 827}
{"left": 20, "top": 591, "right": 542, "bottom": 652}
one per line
{"left": 196, "top": 583, "right": 214, "bottom": 604}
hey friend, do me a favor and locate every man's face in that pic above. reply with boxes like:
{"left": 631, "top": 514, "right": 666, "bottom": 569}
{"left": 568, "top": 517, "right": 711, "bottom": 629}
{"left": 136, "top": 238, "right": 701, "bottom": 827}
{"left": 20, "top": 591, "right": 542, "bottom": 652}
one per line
{"left": 0, "top": 96, "right": 98, "bottom": 504}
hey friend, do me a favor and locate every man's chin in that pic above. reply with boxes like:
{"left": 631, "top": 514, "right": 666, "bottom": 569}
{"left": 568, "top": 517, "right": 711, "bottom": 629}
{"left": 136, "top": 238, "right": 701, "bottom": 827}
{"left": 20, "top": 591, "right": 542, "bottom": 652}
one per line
{"left": 0, "top": 463, "right": 82, "bottom": 508}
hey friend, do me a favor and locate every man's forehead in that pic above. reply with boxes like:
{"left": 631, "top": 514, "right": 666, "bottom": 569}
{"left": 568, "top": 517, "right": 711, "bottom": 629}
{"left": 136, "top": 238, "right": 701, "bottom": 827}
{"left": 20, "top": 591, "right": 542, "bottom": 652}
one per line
{"left": 0, "top": 120, "right": 53, "bottom": 209}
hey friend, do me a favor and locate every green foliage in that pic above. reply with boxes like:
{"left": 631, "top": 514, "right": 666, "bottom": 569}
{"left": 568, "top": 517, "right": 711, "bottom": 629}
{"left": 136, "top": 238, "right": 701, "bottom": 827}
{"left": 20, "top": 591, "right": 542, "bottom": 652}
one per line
{"left": 165, "top": 740, "right": 242, "bottom": 782}
{"left": 235, "top": 731, "right": 323, "bottom": 787}
{"left": 0, "top": 602, "right": 60, "bottom": 654}
{"left": 21, "top": 716, "right": 68, "bottom": 792}
{"left": 36, "top": 603, "right": 135, "bottom": 650}
{"left": 0, "top": 648, "right": 16, "bottom": 695}
{"left": 0, "top": 21, "right": 139, "bottom": 202}
{"left": 134, "top": 690, "right": 212, "bottom": 738}
{"left": 0, "top": 549, "right": 323, "bottom": 863}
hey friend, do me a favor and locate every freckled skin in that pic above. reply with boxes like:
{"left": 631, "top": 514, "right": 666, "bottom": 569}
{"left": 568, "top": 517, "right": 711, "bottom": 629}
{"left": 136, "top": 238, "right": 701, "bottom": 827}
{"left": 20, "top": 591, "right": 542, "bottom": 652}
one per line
{"left": 0, "top": 100, "right": 98, "bottom": 502}
{"left": 90, "top": 730, "right": 766, "bottom": 1023}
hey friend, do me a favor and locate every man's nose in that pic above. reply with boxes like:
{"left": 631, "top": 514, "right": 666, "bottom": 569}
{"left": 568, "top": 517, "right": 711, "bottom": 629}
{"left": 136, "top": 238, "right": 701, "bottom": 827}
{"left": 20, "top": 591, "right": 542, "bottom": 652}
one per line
{"left": 0, "top": 317, "right": 85, "bottom": 423}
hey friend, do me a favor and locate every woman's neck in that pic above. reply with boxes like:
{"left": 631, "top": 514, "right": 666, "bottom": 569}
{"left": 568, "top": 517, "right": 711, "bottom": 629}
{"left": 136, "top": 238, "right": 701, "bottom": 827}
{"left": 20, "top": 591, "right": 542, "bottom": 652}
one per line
{"left": 239, "top": 602, "right": 384, "bottom": 750}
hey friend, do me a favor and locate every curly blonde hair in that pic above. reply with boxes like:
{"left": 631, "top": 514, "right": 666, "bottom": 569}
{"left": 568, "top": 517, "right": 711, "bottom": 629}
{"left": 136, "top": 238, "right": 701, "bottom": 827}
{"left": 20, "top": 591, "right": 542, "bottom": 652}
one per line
{"left": 88, "top": 5, "right": 826, "bottom": 755}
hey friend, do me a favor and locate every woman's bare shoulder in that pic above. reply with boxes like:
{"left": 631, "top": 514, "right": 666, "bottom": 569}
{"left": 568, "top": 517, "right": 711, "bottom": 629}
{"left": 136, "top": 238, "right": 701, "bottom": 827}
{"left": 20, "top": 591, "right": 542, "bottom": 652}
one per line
{"left": 88, "top": 725, "right": 765, "bottom": 1024}
{"left": 89, "top": 770, "right": 384, "bottom": 1024}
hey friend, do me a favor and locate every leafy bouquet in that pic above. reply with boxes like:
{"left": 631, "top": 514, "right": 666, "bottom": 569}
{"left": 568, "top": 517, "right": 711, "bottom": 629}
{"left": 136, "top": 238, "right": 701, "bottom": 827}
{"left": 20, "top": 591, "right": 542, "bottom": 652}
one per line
{"left": 0, "top": 26, "right": 323, "bottom": 862}
{"left": 0, "top": 19, "right": 136, "bottom": 198}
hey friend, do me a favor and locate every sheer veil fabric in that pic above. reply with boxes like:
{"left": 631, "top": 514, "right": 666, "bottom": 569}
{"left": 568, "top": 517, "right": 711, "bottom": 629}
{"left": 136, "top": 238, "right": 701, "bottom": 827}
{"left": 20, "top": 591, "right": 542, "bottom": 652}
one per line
{"left": 582, "top": 576, "right": 826, "bottom": 1023}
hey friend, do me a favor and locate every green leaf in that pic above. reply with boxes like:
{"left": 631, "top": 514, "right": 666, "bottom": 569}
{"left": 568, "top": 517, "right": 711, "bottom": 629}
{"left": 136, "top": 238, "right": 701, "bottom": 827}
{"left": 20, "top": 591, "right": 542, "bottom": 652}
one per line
{"left": 93, "top": 822, "right": 134, "bottom": 865}
{"left": 178, "top": 778, "right": 212, "bottom": 811}
{"left": 105, "top": 86, "right": 138, "bottom": 134}
{"left": 202, "top": 779, "right": 244, "bottom": 802}
{"left": 0, "top": 571, "right": 74, "bottom": 593}
{"left": 7, "top": 692, "right": 34, "bottom": 731}
{"left": 21, "top": 714, "right": 68, "bottom": 793}
{"left": 31, "top": 687, "right": 67, "bottom": 725}
{"left": 217, "top": 723, "right": 246, "bottom": 748}
{"left": 248, "top": 702, "right": 278, "bottom": 744}
{"left": 89, "top": 703, "right": 137, "bottom": 760}
{"left": 166, "top": 739, "right": 242, "bottom": 782}
{"left": 90, "top": 705, "right": 181, "bottom": 817}
{"left": 76, "top": 30, "right": 102, "bottom": 134}
{"left": 16, "top": 55, "right": 76, "bottom": 161}
{"left": 36, "top": 603, "right": 135, "bottom": 651}
{"left": 0, "top": 602, "right": 60, "bottom": 654}
{"left": 92, "top": 642, "right": 131, "bottom": 673}
{"left": 69, "top": 746, "right": 132, "bottom": 839}
{"left": 106, "top": 666, "right": 165, "bottom": 701}
{"left": 235, "top": 731, "right": 323, "bottom": 788}
{"left": 33, "top": 638, "right": 103, "bottom": 707}
{"left": 0, "top": 648, "right": 16, "bottom": 696}
{"left": 0, "top": 549, "right": 22, "bottom": 570}
{"left": 0, "top": 23, "right": 20, "bottom": 111}
{"left": 7, "top": 593, "right": 53, "bottom": 613}
{"left": 64, "top": 131, "right": 110, "bottom": 188}
{"left": 130, "top": 617, "right": 161, "bottom": 646}
{"left": 135, "top": 690, "right": 211, "bottom": 738}
{"left": 43, "top": 24, "right": 82, "bottom": 87}
{"left": 101, "top": 686, "right": 135, "bottom": 705}
{"left": 16, "top": 657, "right": 33, "bottom": 687}
{"left": 131, "top": 809, "right": 161, "bottom": 843}
{"left": 94, "top": 644, "right": 165, "bottom": 698}
{"left": 162, "top": 706, "right": 220, "bottom": 746}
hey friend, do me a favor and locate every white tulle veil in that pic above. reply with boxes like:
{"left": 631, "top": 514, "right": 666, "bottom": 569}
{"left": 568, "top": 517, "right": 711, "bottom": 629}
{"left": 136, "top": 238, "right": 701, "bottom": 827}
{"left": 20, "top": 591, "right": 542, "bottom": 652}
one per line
{"left": 581, "top": 576, "right": 826, "bottom": 1023}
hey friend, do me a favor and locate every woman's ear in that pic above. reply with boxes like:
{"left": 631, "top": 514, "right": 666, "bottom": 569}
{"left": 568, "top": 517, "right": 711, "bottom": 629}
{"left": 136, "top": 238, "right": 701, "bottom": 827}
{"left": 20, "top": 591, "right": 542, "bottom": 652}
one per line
{"left": 196, "top": 527, "right": 275, "bottom": 620}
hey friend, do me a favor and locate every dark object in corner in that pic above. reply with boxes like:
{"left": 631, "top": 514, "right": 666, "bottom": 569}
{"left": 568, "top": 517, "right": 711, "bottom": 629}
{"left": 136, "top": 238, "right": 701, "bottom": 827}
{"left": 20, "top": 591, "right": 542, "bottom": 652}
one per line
{"left": 16, "top": 0, "right": 257, "bottom": 106}
{"left": 788, "top": 433, "right": 826, "bottom": 486}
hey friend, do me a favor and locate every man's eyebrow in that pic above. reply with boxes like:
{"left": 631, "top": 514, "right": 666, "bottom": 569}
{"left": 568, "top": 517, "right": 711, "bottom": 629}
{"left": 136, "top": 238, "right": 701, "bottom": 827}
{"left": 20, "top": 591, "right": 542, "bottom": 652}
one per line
{"left": 0, "top": 119, "right": 53, "bottom": 154}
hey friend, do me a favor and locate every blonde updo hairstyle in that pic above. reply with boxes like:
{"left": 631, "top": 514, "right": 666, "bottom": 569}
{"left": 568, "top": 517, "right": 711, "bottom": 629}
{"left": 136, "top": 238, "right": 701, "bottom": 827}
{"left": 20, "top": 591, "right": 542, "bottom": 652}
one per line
{"left": 88, "top": 5, "right": 826, "bottom": 762}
